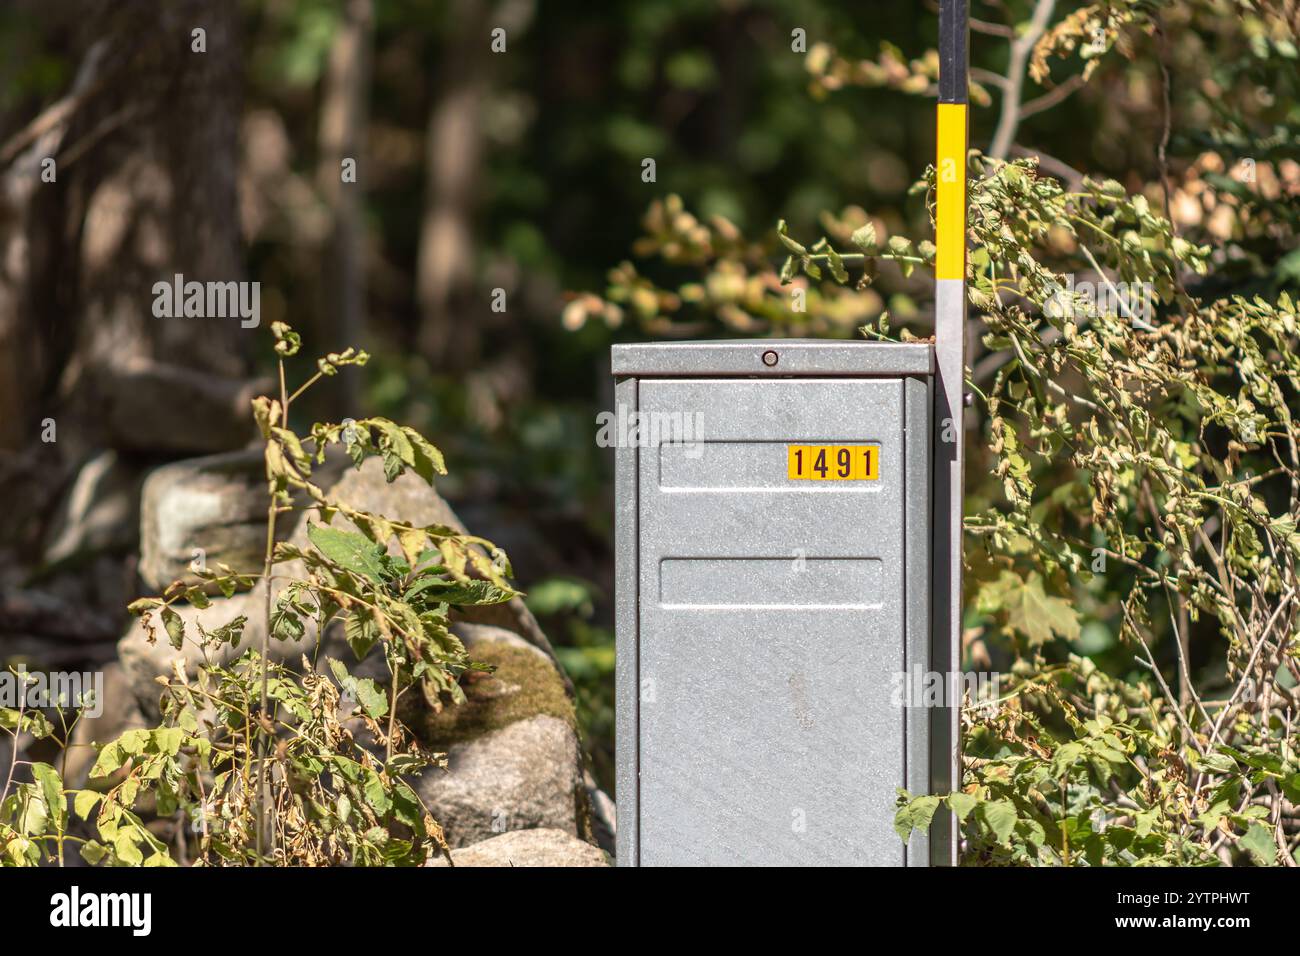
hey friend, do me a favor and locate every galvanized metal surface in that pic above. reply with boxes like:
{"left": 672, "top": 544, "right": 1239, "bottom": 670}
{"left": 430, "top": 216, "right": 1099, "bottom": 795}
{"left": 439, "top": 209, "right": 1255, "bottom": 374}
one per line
{"left": 613, "top": 376, "right": 640, "bottom": 868}
{"left": 615, "top": 363, "right": 933, "bottom": 866}
{"left": 611, "top": 340, "right": 934, "bottom": 377}
{"left": 903, "top": 374, "right": 933, "bottom": 866}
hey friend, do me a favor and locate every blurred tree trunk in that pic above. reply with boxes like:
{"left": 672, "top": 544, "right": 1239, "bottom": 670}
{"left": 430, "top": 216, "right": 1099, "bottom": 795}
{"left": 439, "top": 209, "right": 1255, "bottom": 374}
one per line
{"left": 0, "top": 0, "right": 249, "bottom": 573}
{"left": 416, "top": 0, "right": 489, "bottom": 372}
{"left": 316, "top": 0, "right": 373, "bottom": 418}
{"left": 0, "top": 3, "right": 87, "bottom": 451}
{"left": 0, "top": 0, "right": 249, "bottom": 458}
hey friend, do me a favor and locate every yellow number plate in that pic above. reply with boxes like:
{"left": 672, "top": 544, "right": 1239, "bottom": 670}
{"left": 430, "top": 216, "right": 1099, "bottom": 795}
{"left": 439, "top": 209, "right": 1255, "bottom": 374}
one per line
{"left": 787, "top": 444, "right": 879, "bottom": 481}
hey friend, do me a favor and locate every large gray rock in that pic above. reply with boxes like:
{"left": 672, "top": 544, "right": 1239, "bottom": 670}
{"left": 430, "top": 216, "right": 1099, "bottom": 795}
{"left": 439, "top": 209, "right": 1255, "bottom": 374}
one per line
{"left": 138, "top": 449, "right": 269, "bottom": 590}
{"left": 132, "top": 444, "right": 562, "bottom": 647}
{"left": 121, "top": 454, "right": 394, "bottom": 708}
{"left": 412, "top": 624, "right": 586, "bottom": 849}
{"left": 585, "top": 769, "right": 617, "bottom": 854}
{"left": 100, "top": 358, "right": 270, "bottom": 455}
{"left": 119, "top": 456, "right": 564, "bottom": 708}
{"left": 42, "top": 450, "right": 141, "bottom": 567}
{"left": 417, "top": 715, "right": 582, "bottom": 848}
{"left": 429, "top": 828, "right": 608, "bottom": 868}
{"left": 119, "top": 456, "right": 595, "bottom": 851}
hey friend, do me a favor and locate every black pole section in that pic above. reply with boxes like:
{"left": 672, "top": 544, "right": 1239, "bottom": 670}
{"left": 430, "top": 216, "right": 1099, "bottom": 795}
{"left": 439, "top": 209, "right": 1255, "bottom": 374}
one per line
{"left": 938, "top": 0, "right": 969, "bottom": 104}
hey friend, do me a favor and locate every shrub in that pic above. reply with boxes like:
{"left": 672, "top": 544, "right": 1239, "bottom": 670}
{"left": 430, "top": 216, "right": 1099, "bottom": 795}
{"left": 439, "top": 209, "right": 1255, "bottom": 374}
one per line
{"left": 1, "top": 324, "right": 517, "bottom": 866}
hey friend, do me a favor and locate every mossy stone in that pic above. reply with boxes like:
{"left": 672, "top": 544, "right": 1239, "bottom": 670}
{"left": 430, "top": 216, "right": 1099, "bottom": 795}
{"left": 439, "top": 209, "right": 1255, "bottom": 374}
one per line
{"left": 420, "top": 627, "right": 575, "bottom": 746}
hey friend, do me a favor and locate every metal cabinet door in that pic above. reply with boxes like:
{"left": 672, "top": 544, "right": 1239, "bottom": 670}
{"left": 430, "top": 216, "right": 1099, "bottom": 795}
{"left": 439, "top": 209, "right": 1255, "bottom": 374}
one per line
{"left": 635, "top": 377, "right": 914, "bottom": 866}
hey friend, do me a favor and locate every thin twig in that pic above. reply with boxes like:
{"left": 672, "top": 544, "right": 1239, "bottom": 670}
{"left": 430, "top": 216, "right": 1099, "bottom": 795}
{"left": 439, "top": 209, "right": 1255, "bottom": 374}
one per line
{"left": 989, "top": 0, "right": 1059, "bottom": 160}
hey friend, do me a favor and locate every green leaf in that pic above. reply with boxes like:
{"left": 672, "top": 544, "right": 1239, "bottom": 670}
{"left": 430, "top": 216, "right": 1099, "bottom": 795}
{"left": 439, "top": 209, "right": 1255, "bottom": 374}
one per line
{"left": 270, "top": 320, "right": 300, "bottom": 356}
{"left": 1018, "top": 816, "right": 1047, "bottom": 850}
{"left": 402, "top": 428, "right": 447, "bottom": 483}
{"left": 272, "top": 427, "right": 312, "bottom": 475}
{"left": 976, "top": 570, "right": 1080, "bottom": 648}
{"left": 160, "top": 607, "right": 185, "bottom": 649}
{"left": 374, "top": 420, "right": 415, "bottom": 482}
{"left": 79, "top": 840, "right": 109, "bottom": 865}
{"left": 340, "top": 421, "right": 371, "bottom": 467}
{"left": 397, "top": 528, "right": 428, "bottom": 567}
{"left": 307, "top": 523, "right": 389, "bottom": 583}
{"left": 31, "top": 763, "right": 65, "bottom": 830}
{"left": 317, "top": 347, "right": 368, "bottom": 375}
{"left": 850, "top": 222, "right": 877, "bottom": 252}
{"left": 1050, "top": 741, "right": 1086, "bottom": 777}
{"left": 73, "top": 790, "right": 102, "bottom": 821}
{"left": 825, "top": 246, "right": 848, "bottom": 283}
{"left": 206, "top": 615, "right": 248, "bottom": 648}
{"left": 1281, "top": 773, "right": 1300, "bottom": 805}
{"left": 344, "top": 610, "right": 379, "bottom": 659}
{"left": 947, "top": 791, "right": 977, "bottom": 822}
{"left": 776, "top": 219, "right": 805, "bottom": 255}
{"left": 271, "top": 598, "right": 306, "bottom": 642}
{"left": 362, "top": 768, "right": 391, "bottom": 816}
{"left": 154, "top": 726, "right": 185, "bottom": 756}
{"left": 977, "top": 800, "right": 1018, "bottom": 846}
{"left": 1240, "top": 823, "right": 1278, "bottom": 866}
{"left": 89, "top": 742, "right": 125, "bottom": 779}
{"left": 419, "top": 578, "right": 515, "bottom": 606}
{"left": 4, "top": 835, "right": 37, "bottom": 866}
{"left": 893, "top": 793, "right": 941, "bottom": 842}
{"left": 0, "top": 707, "right": 51, "bottom": 739}
{"left": 355, "top": 680, "right": 388, "bottom": 719}
{"left": 15, "top": 784, "right": 48, "bottom": 837}
{"left": 251, "top": 396, "right": 281, "bottom": 439}
{"left": 1199, "top": 751, "right": 1238, "bottom": 775}
{"left": 386, "top": 754, "right": 428, "bottom": 777}
{"left": 113, "top": 828, "right": 144, "bottom": 866}
{"left": 886, "top": 234, "right": 912, "bottom": 257}
{"left": 390, "top": 779, "right": 424, "bottom": 829}
{"left": 353, "top": 512, "right": 394, "bottom": 548}
{"left": 327, "top": 659, "right": 389, "bottom": 719}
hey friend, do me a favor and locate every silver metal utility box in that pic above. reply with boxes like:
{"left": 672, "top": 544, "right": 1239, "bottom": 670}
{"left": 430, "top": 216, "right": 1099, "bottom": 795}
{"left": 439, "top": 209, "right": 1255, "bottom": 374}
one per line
{"left": 613, "top": 339, "right": 941, "bottom": 866}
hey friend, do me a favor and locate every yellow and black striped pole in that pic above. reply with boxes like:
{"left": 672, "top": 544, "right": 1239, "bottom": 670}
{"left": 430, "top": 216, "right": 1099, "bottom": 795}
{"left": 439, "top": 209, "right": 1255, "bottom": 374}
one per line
{"left": 933, "top": 0, "right": 968, "bottom": 867}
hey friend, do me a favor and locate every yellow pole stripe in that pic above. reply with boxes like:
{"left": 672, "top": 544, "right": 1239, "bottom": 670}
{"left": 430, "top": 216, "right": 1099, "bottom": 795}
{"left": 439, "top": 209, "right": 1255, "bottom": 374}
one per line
{"left": 935, "top": 102, "right": 968, "bottom": 281}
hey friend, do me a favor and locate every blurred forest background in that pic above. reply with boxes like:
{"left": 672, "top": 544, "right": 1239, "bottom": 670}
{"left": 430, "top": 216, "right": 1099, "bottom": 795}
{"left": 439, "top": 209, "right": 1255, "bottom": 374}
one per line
{"left": 0, "top": 0, "right": 1296, "bottom": 800}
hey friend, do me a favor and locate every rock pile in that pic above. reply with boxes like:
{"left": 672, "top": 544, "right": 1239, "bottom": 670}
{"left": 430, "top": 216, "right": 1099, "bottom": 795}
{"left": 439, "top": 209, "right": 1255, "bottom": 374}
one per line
{"left": 115, "top": 451, "right": 611, "bottom": 866}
